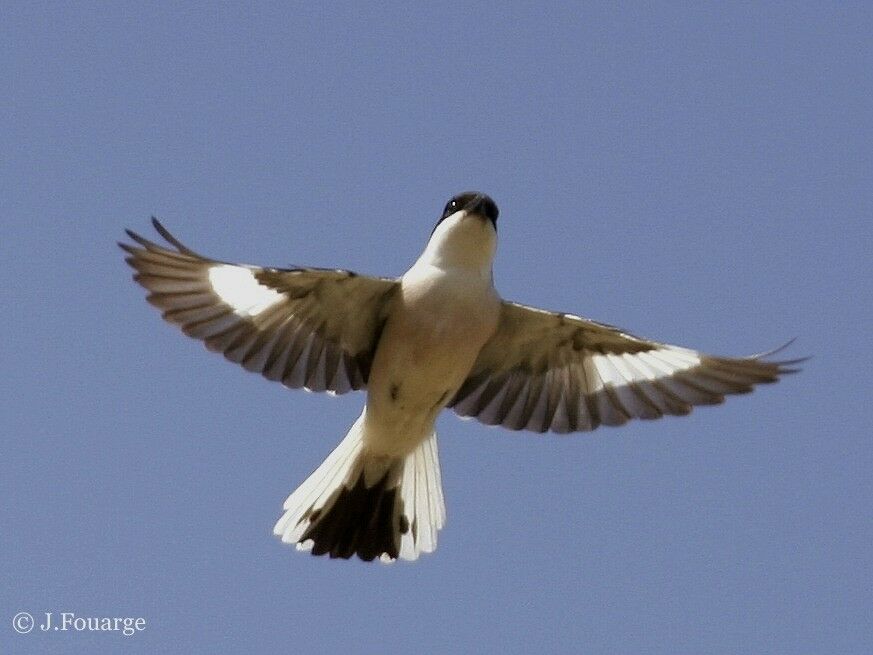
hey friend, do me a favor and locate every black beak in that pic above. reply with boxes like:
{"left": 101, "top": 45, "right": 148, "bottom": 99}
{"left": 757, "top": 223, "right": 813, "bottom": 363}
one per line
{"left": 467, "top": 194, "right": 499, "bottom": 226}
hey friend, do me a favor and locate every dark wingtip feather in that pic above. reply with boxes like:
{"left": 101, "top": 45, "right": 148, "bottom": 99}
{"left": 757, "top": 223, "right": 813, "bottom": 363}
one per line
{"left": 776, "top": 357, "right": 810, "bottom": 371}
{"left": 123, "top": 228, "right": 166, "bottom": 251}
{"left": 773, "top": 356, "right": 810, "bottom": 366}
{"left": 774, "top": 355, "right": 811, "bottom": 375}
{"left": 748, "top": 338, "right": 809, "bottom": 374}
{"left": 124, "top": 228, "right": 146, "bottom": 244}
{"left": 150, "top": 217, "right": 198, "bottom": 255}
{"left": 753, "top": 337, "right": 797, "bottom": 358}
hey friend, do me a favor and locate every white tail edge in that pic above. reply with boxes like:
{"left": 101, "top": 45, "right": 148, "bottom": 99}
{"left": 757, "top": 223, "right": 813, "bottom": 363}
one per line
{"left": 273, "top": 414, "right": 446, "bottom": 562}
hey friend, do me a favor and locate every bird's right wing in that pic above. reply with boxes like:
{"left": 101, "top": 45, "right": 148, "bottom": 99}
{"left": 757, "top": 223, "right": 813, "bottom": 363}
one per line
{"left": 450, "top": 301, "right": 802, "bottom": 433}
{"left": 120, "top": 219, "right": 399, "bottom": 394}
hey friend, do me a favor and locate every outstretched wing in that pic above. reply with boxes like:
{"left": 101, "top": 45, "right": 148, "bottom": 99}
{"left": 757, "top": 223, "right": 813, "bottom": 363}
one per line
{"left": 120, "top": 218, "right": 399, "bottom": 394}
{"left": 450, "top": 301, "right": 803, "bottom": 433}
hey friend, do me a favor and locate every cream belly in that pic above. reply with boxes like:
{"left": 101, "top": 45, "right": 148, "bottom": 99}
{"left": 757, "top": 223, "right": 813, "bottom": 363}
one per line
{"left": 362, "top": 266, "right": 500, "bottom": 457}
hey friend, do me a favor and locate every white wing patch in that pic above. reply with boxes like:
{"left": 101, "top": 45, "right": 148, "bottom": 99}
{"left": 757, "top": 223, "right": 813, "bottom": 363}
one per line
{"left": 121, "top": 219, "right": 399, "bottom": 395}
{"left": 451, "top": 301, "right": 801, "bottom": 434}
{"left": 207, "top": 264, "right": 284, "bottom": 317}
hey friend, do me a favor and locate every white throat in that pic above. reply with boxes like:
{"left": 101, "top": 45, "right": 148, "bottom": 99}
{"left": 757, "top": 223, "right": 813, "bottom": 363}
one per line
{"left": 415, "top": 211, "right": 497, "bottom": 278}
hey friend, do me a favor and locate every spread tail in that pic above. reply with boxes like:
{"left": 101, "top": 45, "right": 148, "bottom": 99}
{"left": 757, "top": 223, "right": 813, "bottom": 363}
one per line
{"left": 273, "top": 415, "right": 446, "bottom": 562}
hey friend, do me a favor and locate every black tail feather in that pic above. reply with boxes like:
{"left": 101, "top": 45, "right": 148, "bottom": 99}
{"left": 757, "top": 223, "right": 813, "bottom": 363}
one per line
{"left": 301, "top": 473, "right": 406, "bottom": 561}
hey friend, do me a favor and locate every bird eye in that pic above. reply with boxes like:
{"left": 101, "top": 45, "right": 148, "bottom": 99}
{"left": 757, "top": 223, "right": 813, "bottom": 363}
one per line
{"left": 434, "top": 192, "right": 496, "bottom": 235}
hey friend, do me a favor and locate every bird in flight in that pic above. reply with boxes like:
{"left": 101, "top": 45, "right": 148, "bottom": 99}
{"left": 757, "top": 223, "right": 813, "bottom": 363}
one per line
{"left": 120, "top": 192, "right": 802, "bottom": 563}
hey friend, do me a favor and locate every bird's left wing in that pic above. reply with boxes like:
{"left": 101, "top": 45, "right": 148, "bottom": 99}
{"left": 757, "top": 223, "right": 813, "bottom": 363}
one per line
{"left": 450, "top": 301, "right": 802, "bottom": 433}
{"left": 120, "top": 219, "right": 399, "bottom": 394}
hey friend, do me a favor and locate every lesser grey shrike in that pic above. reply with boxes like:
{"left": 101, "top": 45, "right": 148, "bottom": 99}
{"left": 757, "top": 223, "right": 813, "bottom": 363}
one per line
{"left": 120, "top": 192, "right": 802, "bottom": 562}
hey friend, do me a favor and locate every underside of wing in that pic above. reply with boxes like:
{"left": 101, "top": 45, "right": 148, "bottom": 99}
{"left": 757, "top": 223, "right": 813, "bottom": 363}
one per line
{"left": 450, "top": 301, "right": 803, "bottom": 433}
{"left": 120, "top": 218, "right": 399, "bottom": 394}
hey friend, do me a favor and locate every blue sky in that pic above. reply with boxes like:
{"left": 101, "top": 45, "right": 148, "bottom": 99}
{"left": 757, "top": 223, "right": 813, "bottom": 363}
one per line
{"left": 2, "top": 2, "right": 871, "bottom": 653}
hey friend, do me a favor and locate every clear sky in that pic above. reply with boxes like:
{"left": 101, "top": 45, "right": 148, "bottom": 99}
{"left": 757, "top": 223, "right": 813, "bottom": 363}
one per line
{"left": 2, "top": 2, "right": 871, "bottom": 654}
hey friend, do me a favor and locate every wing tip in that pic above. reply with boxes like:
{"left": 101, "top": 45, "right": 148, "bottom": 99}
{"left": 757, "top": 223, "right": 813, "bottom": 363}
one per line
{"left": 752, "top": 336, "right": 797, "bottom": 358}
{"left": 120, "top": 218, "right": 200, "bottom": 258}
{"left": 150, "top": 217, "right": 198, "bottom": 255}
{"left": 123, "top": 228, "right": 151, "bottom": 248}
{"left": 730, "top": 338, "right": 807, "bottom": 375}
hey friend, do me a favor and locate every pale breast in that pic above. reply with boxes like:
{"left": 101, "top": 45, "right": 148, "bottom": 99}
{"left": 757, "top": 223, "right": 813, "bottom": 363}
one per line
{"left": 363, "top": 267, "right": 500, "bottom": 449}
